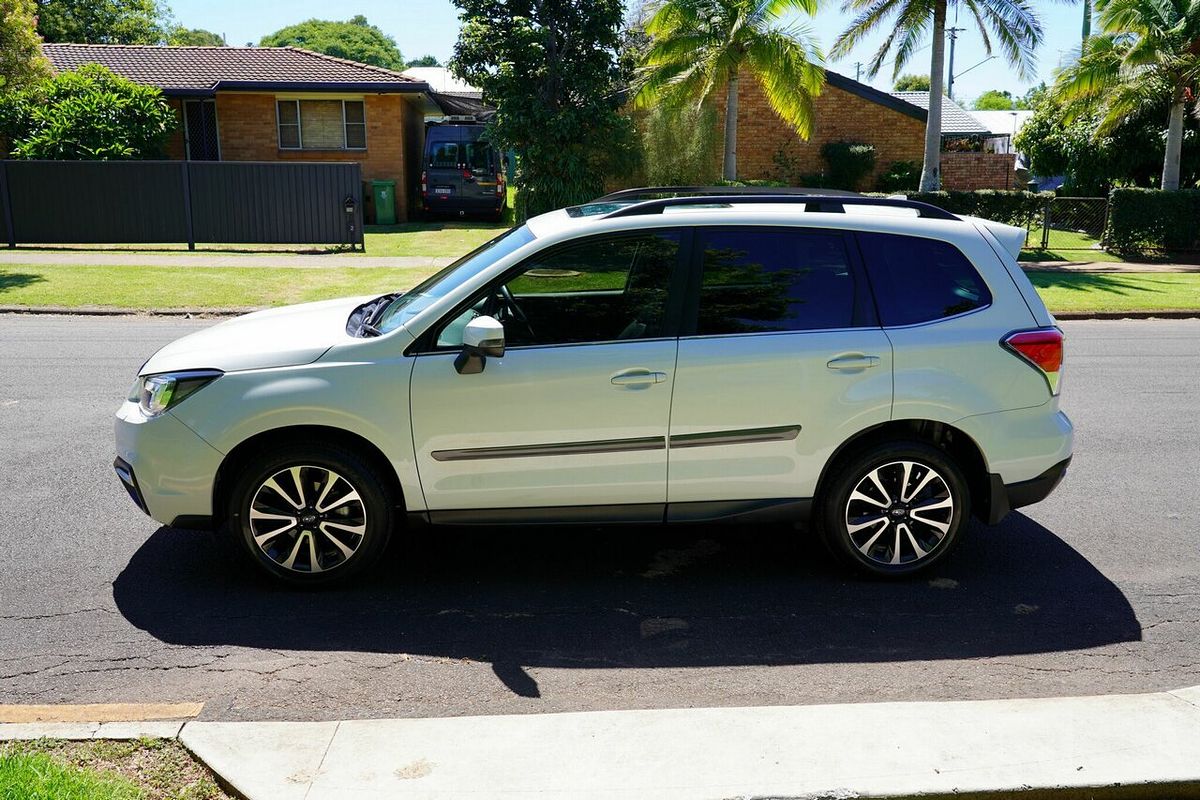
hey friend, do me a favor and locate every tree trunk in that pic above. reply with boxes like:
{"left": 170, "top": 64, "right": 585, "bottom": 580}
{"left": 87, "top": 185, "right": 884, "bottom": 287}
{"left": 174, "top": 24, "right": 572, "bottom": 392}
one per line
{"left": 1162, "top": 95, "right": 1185, "bottom": 191}
{"left": 919, "top": 1, "right": 947, "bottom": 192}
{"left": 1081, "top": 0, "right": 1092, "bottom": 44}
{"left": 723, "top": 69, "right": 739, "bottom": 182}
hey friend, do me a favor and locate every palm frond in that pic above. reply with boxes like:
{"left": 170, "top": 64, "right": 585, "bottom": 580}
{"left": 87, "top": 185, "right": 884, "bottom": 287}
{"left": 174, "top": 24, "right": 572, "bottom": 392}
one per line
{"left": 744, "top": 26, "right": 826, "bottom": 136}
{"left": 829, "top": 0, "right": 907, "bottom": 60}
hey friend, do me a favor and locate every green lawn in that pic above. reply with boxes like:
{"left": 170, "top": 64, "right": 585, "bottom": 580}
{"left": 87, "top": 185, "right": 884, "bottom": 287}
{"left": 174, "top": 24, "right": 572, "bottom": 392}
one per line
{"left": 363, "top": 221, "right": 507, "bottom": 257}
{"left": 0, "top": 739, "right": 228, "bottom": 800}
{"left": 0, "top": 264, "right": 427, "bottom": 310}
{"left": 1028, "top": 271, "right": 1200, "bottom": 313}
{"left": 2, "top": 264, "right": 1199, "bottom": 315}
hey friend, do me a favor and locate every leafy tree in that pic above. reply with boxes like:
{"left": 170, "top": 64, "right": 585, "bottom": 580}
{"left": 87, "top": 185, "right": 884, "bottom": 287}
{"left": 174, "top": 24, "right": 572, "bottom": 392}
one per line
{"left": 1, "top": 0, "right": 51, "bottom": 92}
{"left": 1053, "top": 0, "right": 1200, "bottom": 191}
{"left": 0, "top": 64, "right": 177, "bottom": 159}
{"left": 451, "top": 0, "right": 636, "bottom": 215}
{"left": 406, "top": 55, "right": 441, "bottom": 68}
{"left": 1014, "top": 86, "right": 1199, "bottom": 193}
{"left": 636, "top": 0, "right": 824, "bottom": 181}
{"left": 832, "top": 0, "right": 1044, "bottom": 191}
{"left": 167, "top": 26, "right": 224, "bottom": 46}
{"left": 260, "top": 16, "right": 403, "bottom": 70}
{"left": 35, "top": 0, "right": 166, "bottom": 44}
{"left": 973, "top": 89, "right": 1016, "bottom": 110}
{"left": 893, "top": 73, "right": 930, "bottom": 91}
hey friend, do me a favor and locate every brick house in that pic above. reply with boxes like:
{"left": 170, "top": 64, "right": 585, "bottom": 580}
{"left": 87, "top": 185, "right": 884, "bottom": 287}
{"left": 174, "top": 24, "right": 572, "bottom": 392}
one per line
{"left": 713, "top": 70, "right": 1015, "bottom": 191}
{"left": 41, "top": 44, "right": 430, "bottom": 221}
{"left": 891, "top": 91, "right": 1018, "bottom": 190}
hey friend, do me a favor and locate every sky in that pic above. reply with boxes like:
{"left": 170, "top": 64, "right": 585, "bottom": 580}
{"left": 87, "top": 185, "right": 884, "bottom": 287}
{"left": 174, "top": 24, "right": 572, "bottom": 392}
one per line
{"left": 167, "top": 0, "right": 1089, "bottom": 106}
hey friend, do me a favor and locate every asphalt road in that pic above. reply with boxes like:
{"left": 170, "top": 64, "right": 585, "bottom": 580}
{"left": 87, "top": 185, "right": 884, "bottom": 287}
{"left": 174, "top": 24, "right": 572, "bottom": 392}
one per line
{"left": 1, "top": 315, "right": 1197, "bottom": 722}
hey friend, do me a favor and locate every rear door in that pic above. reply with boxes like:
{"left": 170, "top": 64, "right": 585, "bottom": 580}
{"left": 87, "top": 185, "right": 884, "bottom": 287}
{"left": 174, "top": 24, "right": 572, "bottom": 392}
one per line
{"left": 462, "top": 130, "right": 501, "bottom": 205}
{"left": 665, "top": 225, "right": 893, "bottom": 515}
{"left": 425, "top": 126, "right": 463, "bottom": 207}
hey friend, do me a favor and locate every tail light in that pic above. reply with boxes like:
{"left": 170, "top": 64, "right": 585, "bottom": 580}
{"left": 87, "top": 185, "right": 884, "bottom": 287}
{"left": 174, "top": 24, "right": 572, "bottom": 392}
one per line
{"left": 420, "top": 170, "right": 427, "bottom": 195}
{"left": 1003, "top": 328, "right": 1063, "bottom": 394}
{"left": 496, "top": 172, "right": 505, "bottom": 197}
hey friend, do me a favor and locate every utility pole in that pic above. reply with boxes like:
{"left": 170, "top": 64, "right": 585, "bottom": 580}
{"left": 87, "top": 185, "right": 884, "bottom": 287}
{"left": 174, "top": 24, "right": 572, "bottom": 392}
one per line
{"left": 854, "top": 62, "right": 862, "bottom": 82}
{"left": 945, "top": 26, "right": 965, "bottom": 100}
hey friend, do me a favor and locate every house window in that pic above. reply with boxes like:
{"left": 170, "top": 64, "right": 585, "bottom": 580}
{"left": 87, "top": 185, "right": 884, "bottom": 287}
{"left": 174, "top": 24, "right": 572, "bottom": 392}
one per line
{"left": 276, "top": 99, "right": 367, "bottom": 150}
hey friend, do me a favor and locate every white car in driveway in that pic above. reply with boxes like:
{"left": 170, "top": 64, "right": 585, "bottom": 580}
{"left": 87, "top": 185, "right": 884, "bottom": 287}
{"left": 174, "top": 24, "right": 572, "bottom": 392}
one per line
{"left": 115, "top": 189, "right": 1072, "bottom": 585}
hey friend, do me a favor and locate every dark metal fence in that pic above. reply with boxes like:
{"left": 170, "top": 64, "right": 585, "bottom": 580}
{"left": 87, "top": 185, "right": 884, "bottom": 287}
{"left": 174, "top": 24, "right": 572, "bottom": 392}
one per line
{"left": 0, "top": 160, "right": 364, "bottom": 250}
{"left": 1023, "top": 196, "right": 1109, "bottom": 251}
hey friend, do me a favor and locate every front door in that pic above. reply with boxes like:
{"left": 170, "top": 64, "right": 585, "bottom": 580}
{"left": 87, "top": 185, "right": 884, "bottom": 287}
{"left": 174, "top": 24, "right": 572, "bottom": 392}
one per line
{"left": 410, "top": 229, "right": 686, "bottom": 519}
{"left": 666, "top": 226, "right": 893, "bottom": 513}
{"left": 183, "top": 99, "right": 219, "bottom": 161}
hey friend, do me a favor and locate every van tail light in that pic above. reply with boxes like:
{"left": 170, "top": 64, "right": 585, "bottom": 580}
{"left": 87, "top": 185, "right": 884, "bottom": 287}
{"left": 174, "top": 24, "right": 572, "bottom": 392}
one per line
{"left": 420, "top": 170, "right": 427, "bottom": 194}
{"left": 1003, "top": 328, "right": 1063, "bottom": 395}
{"left": 496, "top": 173, "right": 505, "bottom": 197}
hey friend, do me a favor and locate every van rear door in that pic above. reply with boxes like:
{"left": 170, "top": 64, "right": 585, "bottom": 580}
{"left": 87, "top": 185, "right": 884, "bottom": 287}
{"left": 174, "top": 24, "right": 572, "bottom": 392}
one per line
{"left": 425, "top": 127, "right": 464, "bottom": 208}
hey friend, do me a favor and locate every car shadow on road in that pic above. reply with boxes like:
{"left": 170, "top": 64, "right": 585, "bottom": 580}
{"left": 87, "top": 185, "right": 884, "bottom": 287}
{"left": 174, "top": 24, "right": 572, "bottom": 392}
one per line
{"left": 112, "top": 513, "right": 1140, "bottom": 696}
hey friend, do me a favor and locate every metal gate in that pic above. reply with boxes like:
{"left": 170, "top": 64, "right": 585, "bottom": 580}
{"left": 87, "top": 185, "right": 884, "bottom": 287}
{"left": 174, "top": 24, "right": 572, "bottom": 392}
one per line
{"left": 1025, "top": 196, "right": 1109, "bottom": 251}
{"left": 0, "top": 160, "right": 365, "bottom": 250}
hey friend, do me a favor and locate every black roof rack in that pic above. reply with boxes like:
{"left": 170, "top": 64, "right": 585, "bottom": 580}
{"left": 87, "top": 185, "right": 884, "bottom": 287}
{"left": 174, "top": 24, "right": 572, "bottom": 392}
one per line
{"left": 600, "top": 193, "right": 960, "bottom": 221}
{"left": 596, "top": 185, "right": 864, "bottom": 202}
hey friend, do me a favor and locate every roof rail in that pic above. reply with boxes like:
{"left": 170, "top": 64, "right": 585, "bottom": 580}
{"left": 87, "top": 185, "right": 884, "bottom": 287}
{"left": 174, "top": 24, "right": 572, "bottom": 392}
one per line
{"left": 596, "top": 185, "right": 863, "bottom": 202}
{"left": 601, "top": 194, "right": 960, "bottom": 221}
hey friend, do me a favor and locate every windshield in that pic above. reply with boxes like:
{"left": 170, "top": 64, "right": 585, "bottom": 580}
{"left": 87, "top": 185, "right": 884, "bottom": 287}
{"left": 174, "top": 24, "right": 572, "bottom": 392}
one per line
{"left": 372, "top": 225, "right": 535, "bottom": 335}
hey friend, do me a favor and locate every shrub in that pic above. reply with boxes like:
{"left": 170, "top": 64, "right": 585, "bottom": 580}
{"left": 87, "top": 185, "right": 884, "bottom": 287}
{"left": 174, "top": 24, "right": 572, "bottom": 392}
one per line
{"left": 820, "top": 140, "right": 876, "bottom": 190}
{"left": 1105, "top": 189, "right": 1200, "bottom": 252}
{"left": 876, "top": 160, "right": 920, "bottom": 192}
{"left": 640, "top": 101, "right": 721, "bottom": 186}
{"left": 884, "top": 189, "right": 1048, "bottom": 228}
{"left": 0, "top": 64, "right": 177, "bottom": 160}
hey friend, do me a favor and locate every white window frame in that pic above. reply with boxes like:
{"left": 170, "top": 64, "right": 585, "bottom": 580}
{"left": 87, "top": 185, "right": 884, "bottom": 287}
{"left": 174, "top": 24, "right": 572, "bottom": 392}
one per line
{"left": 275, "top": 97, "right": 367, "bottom": 151}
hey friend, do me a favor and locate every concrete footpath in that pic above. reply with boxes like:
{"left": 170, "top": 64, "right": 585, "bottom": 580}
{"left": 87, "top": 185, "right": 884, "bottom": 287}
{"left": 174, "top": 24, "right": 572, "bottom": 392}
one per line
{"left": 8, "top": 688, "right": 1200, "bottom": 799}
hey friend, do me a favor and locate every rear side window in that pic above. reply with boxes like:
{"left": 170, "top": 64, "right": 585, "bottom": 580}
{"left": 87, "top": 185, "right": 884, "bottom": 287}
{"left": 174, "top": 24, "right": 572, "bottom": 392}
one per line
{"left": 695, "top": 228, "right": 857, "bottom": 334}
{"left": 857, "top": 232, "right": 991, "bottom": 326}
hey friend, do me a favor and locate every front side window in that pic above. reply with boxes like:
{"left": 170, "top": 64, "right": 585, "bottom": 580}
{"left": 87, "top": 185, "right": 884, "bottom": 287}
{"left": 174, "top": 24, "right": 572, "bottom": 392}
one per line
{"left": 857, "top": 232, "right": 992, "bottom": 326}
{"left": 695, "top": 227, "right": 858, "bottom": 334}
{"left": 276, "top": 100, "right": 367, "bottom": 150}
{"left": 436, "top": 231, "right": 681, "bottom": 349}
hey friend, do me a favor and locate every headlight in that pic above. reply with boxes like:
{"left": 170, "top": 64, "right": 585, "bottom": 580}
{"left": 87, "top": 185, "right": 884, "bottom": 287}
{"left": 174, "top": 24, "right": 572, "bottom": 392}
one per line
{"left": 130, "top": 370, "right": 222, "bottom": 417}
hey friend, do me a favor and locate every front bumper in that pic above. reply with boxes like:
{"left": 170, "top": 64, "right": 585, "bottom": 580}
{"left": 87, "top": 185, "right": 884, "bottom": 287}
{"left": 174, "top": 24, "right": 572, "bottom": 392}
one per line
{"left": 114, "top": 401, "right": 224, "bottom": 527}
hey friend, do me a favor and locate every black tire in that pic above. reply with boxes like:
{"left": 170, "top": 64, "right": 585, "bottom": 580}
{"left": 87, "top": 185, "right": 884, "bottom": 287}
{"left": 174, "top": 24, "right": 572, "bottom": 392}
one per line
{"left": 818, "top": 441, "right": 969, "bottom": 578}
{"left": 228, "top": 443, "right": 394, "bottom": 587}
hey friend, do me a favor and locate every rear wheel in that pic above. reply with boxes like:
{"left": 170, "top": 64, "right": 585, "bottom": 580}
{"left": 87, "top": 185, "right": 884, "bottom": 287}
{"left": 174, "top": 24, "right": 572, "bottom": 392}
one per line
{"left": 229, "top": 444, "right": 393, "bottom": 586}
{"left": 819, "top": 441, "right": 969, "bottom": 577}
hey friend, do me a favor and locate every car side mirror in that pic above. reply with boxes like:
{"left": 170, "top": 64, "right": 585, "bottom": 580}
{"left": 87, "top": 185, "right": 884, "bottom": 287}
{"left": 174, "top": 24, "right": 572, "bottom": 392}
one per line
{"left": 455, "top": 315, "right": 505, "bottom": 374}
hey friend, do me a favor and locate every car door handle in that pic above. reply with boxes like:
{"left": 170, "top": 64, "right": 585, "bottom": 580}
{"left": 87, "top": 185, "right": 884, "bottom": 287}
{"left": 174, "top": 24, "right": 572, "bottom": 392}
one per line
{"left": 611, "top": 369, "right": 667, "bottom": 386}
{"left": 827, "top": 355, "right": 880, "bottom": 370}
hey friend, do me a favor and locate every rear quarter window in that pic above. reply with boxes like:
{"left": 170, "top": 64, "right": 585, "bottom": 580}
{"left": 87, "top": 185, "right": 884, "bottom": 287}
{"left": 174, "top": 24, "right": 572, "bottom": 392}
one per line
{"left": 857, "top": 232, "right": 991, "bottom": 326}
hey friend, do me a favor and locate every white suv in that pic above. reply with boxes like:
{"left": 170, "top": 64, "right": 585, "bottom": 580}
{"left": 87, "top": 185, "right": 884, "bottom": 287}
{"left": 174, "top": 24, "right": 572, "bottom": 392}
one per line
{"left": 115, "top": 190, "right": 1073, "bottom": 585}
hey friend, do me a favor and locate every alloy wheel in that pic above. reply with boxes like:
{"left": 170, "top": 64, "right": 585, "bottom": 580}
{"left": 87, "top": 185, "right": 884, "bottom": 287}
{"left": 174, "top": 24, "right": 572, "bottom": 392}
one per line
{"left": 844, "top": 460, "right": 954, "bottom": 567}
{"left": 248, "top": 465, "right": 367, "bottom": 574}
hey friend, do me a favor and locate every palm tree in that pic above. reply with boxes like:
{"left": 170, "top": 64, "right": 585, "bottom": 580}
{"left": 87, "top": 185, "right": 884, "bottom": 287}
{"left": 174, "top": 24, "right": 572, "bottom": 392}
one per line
{"left": 635, "top": 0, "right": 825, "bottom": 181}
{"left": 831, "top": 0, "right": 1043, "bottom": 191}
{"left": 1054, "top": 0, "right": 1199, "bottom": 190}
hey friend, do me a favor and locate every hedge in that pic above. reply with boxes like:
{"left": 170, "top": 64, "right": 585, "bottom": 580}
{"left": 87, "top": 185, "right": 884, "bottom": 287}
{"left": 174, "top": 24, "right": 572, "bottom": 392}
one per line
{"left": 1104, "top": 188, "right": 1200, "bottom": 252}
{"left": 880, "top": 190, "right": 1049, "bottom": 228}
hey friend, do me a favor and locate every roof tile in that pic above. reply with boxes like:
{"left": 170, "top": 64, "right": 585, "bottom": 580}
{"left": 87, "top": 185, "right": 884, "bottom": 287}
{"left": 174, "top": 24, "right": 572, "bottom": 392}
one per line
{"left": 41, "top": 44, "right": 422, "bottom": 93}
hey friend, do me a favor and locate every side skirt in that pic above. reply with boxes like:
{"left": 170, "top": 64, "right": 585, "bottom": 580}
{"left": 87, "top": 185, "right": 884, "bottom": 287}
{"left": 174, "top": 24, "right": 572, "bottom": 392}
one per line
{"left": 410, "top": 498, "right": 812, "bottom": 527}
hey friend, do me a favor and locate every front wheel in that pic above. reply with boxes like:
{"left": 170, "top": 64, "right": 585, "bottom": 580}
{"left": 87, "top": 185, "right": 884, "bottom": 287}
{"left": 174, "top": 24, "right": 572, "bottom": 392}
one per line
{"left": 819, "top": 441, "right": 969, "bottom": 577}
{"left": 229, "top": 444, "right": 394, "bottom": 587}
